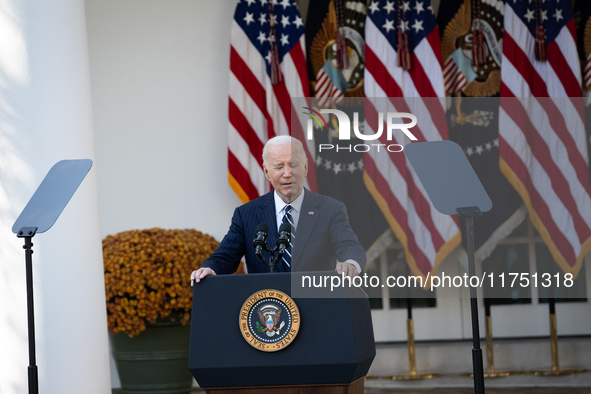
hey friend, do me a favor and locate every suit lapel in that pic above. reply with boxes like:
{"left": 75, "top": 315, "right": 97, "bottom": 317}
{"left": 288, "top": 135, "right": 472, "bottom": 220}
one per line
{"left": 258, "top": 191, "right": 278, "bottom": 251}
{"left": 292, "top": 190, "right": 320, "bottom": 268}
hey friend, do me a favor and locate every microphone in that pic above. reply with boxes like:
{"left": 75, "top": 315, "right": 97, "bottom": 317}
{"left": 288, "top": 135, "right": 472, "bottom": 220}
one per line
{"left": 253, "top": 223, "right": 268, "bottom": 259}
{"left": 276, "top": 222, "right": 291, "bottom": 255}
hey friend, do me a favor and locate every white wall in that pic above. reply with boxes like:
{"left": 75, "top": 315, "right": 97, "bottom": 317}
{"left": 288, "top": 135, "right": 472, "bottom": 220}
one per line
{"left": 86, "top": 0, "right": 241, "bottom": 242}
{"left": 0, "top": 1, "right": 111, "bottom": 393}
{"left": 85, "top": 0, "right": 244, "bottom": 388}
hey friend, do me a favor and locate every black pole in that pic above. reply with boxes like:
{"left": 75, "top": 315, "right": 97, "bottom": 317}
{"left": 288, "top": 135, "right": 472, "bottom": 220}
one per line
{"left": 10, "top": 161, "right": 92, "bottom": 394}
{"left": 548, "top": 297, "right": 556, "bottom": 315}
{"left": 484, "top": 298, "right": 491, "bottom": 318}
{"left": 18, "top": 228, "right": 39, "bottom": 394}
{"left": 463, "top": 216, "right": 485, "bottom": 394}
{"left": 406, "top": 297, "right": 412, "bottom": 320}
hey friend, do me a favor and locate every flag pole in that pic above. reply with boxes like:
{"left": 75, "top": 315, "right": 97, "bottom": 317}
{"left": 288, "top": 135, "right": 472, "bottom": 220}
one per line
{"left": 525, "top": 297, "right": 587, "bottom": 376}
{"left": 383, "top": 298, "right": 442, "bottom": 380}
{"left": 406, "top": 298, "right": 417, "bottom": 377}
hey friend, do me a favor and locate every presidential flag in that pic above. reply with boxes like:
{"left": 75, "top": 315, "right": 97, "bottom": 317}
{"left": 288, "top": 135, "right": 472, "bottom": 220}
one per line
{"left": 575, "top": 0, "right": 591, "bottom": 182}
{"left": 304, "top": 1, "right": 389, "bottom": 252}
{"left": 575, "top": 0, "right": 591, "bottom": 95}
{"left": 438, "top": 0, "right": 505, "bottom": 97}
{"left": 438, "top": 0, "right": 527, "bottom": 264}
{"left": 305, "top": 0, "right": 367, "bottom": 101}
{"left": 228, "top": 0, "right": 317, "bottom": 203}
{"left": 364, "top": 0, "right": 461, "bottom": 279}
{"left": 500, "top": 0, "right": 591, "bottom": 277}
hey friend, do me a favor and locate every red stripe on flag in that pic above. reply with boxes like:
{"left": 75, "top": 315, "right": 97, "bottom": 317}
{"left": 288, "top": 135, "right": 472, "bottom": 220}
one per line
{"left": 228, "top": 99, "right": 264, "bottom": 166}
{"left": 364, "top": 11, "right": 460, "bottom": 277}
{"left": 539, "top": 99, "right": 590, "bottom": 195}
{"left": 366, "top": 49, "right": 448, "bottom": 142}
{"left": 289, "top": 43, "right": 310, "bottom": 97}
{"left": 499, "top": 135, "right": 577, "bottom": 264}
{"left": 364, "top": 154, "right": 433, "bottom": 275}
{"left": 502, "top": 84, "right": 590, "bottom": 197}
{"left": 366, "top": 45, "right": 404, "bottom": 97}
{"left": 230, "top": 46, "right": 275, "bottom": 135}
{"left": 426, "top": 27, "right": 444, "bottom": 67}
{"left": 230, "top": 46, "right": 266, "bottom": 114}
{"left": 502, "top": 100, "right": 591, "bottom": 243}
{"left": 365, "top": 102, "right": 446, "bottom": 250}
{"left": 443, "top": 57, "right": 455, "bottom": 74}
{"left": 546, "top": 40, "right": 583, "bottom": 98}
{"left": 502, "top": 33, "right": 549, "bottom": 97}
{"left": 408, "top": 52, "right": 439, "bottom": 97}
{"left": 405, "top": 29, "right": 444, "bottom": 98}
{"left": 228, "top": 150, "right": 260, "bottom": 202}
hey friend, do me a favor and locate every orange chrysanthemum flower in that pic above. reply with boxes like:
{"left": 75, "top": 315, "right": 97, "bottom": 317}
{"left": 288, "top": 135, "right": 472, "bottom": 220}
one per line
{"left": 102, "top": 228, "right": 243, "bottom": 337}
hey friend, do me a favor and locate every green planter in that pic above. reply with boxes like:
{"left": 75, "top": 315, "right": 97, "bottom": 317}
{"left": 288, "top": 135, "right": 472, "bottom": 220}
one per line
{"left": 111, "top": 322, "right": 194, "bottom": 394}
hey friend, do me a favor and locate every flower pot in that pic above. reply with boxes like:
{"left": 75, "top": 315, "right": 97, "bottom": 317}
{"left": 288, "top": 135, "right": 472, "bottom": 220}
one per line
{"left": 111, "top": 321, "right": 193, "bottom": 394}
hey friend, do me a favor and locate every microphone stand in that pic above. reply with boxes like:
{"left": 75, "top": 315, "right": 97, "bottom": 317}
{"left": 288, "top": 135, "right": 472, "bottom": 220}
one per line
{"left": 254, "top": 239, "right": 288, "bottom": 273}
{"left": 269, "top": 253, "right": 277, "bottom": 273}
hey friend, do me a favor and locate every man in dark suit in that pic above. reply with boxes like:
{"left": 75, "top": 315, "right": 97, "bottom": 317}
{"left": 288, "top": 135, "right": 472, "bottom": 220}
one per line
{"left": 191, "top": 136, "right": 365, "bottom": 284}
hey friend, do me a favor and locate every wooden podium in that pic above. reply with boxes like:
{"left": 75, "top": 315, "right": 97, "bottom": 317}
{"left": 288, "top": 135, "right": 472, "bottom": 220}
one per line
{"left": 189, "top": 271, "right": 375, "bottom": 393}
{"left": 202, "top": 378, "right": 364, "bottom": 394}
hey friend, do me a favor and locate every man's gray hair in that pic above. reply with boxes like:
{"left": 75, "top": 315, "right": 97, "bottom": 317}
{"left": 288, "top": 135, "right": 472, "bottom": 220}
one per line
{"left": 262, "top": 135, "right": 308, "bottom": 166}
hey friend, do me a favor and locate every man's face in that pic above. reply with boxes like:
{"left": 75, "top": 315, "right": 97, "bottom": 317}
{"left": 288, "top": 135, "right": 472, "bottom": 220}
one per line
{"left": 263, "top": 142, "right": 308, "bottom": 203}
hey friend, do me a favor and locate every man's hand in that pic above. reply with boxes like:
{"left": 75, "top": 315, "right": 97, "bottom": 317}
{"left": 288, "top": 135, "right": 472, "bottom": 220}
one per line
{"left": 336, "top": 261, "right": 358, "bottom": 279}
{"left": 190, "top": 267, "right": 216, "bottom": 286}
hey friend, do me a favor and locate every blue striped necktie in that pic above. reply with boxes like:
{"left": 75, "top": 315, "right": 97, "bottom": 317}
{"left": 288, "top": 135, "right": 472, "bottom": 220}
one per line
{"left": 279, "top": 205, "right": 294, "bottom": 272}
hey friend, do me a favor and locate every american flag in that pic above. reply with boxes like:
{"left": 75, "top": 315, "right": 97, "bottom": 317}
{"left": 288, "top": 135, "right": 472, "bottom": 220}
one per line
{"left": 228, "top": 0, "right": 317, "bottom": 203}
{"left": 500, "top": 0, "right": 591, "bottom": 277}
{"left": 364, "top": 0, "right": 461, "bottom": 279}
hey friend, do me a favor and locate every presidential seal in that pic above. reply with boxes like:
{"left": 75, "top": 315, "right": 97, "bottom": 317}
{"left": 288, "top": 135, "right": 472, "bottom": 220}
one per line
{"left": 239, "top": 289, "right": 300, "bottom": 352}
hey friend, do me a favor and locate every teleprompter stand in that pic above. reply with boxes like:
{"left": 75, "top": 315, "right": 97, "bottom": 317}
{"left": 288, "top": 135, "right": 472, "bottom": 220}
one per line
{"left": 12, "top": 160, "right": 93, "bottom": 394}
{"left": 460, "top": 299, "right": 520, "bottom": 379}
{"left": 405, "top": 141, "right": 492, "bottom": 394}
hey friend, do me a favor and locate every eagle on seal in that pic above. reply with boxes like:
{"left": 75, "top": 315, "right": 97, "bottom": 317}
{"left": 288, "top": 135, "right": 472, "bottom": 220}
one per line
{"left": 257, "top": 308, "right": 282, "bottom": 332}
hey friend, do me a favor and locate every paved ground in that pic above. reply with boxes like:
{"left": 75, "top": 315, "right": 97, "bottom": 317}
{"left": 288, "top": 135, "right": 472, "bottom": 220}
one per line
{"left": 115, "top": 386, "right": 590, "bottom": 393}
{"left": 169, "top": 388, "right": 589, "bottom": 393}
{"left": 362, "top": 371, "right": 591, "bottom": 393}
{"left": 364, "top": 389, "right": 591, "bottom": 393}
{"left": 115, "top": 389, "right": 590, "bottom": 393}
{"left": 113, "top": 372, "right": 591, "bottom": 393}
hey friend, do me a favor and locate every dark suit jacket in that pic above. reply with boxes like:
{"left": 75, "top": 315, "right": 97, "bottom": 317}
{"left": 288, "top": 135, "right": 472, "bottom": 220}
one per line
{"left": 201, "top": 189, "right": 366, "bottom": 274}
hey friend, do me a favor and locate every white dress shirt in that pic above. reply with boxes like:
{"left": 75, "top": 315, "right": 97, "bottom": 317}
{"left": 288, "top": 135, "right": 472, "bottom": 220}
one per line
{"left": 273, "top": 188, "right": 304, "bottom": 231}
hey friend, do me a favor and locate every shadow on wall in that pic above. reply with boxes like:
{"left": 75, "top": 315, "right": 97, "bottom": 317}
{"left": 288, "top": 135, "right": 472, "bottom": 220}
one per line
{"left": 0, "top": 4, "right": 38, "bottom": 393}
